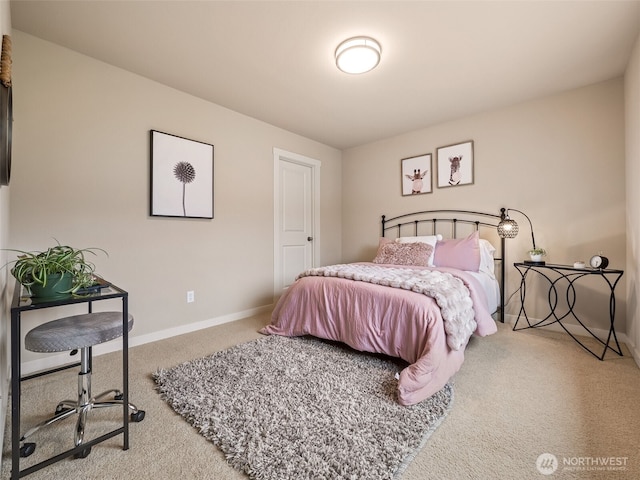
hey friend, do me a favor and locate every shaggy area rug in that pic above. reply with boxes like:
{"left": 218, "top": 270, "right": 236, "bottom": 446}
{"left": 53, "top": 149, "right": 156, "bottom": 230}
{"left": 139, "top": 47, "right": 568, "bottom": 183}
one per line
{"left": 153, "top": 335, "right": 453, "bottom": 480}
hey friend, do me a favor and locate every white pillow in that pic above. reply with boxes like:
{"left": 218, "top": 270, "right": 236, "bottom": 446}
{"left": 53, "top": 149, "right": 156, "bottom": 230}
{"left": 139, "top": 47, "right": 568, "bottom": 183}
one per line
{"left": 396, "top": 235, "right": 442, "bottom": 266}
{"left": 479, "top": 239, "right": 496, "bottom": 277}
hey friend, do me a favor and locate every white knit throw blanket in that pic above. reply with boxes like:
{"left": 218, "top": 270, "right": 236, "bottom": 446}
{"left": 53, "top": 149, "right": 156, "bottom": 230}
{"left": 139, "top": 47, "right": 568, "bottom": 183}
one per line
{"left": 298, "top": 264, "right": 477, "bottom": 351}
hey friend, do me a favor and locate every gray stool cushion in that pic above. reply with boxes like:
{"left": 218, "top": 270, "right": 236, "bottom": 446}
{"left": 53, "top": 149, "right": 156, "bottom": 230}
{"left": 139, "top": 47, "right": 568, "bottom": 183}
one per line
{"left": 25, "top": 312, "right": 134, "bottom": 353}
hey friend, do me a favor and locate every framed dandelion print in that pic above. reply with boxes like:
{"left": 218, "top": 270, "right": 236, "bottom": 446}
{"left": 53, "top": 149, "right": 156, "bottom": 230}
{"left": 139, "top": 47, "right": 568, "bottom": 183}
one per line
{"left": 150, "top": 130, "right": 214, "bottom": 219}
{"left": 436, "top": 140, "right": 474, "bottom": 188}
{"left": 401, "top": 153, "right": 432, "bottom": 196}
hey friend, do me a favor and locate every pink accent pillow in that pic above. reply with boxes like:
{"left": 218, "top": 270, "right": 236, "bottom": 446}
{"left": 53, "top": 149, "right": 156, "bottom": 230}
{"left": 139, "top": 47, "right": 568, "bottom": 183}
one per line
{"left": 433, "top": 231, "right": 481, "bottom": 272}
{"left": 373, "top": 242, "right": 434, "bottom": 266}
{"left": 378, "top": 237, "right": 394, "bottom": 247}
{"left": 396, "top": 235, "right": 441, "bottom": 266}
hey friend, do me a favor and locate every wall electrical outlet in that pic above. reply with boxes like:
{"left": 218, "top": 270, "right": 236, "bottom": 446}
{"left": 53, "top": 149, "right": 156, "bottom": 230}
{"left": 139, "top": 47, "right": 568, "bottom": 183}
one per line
{"left": 187, "top": 290, "right": 195, "bottom": 303}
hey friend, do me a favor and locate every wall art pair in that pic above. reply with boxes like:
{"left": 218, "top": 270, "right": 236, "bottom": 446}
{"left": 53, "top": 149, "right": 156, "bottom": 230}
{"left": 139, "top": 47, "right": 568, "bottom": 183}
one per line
{"left": 401, "top": 140, "right": 474, "bottom": 196}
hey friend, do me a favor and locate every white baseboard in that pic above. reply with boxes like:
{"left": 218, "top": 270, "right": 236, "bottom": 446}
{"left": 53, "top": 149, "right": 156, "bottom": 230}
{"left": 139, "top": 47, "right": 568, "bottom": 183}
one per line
{"left": 626, "top": 336, "right": 640, "bottom": 368}
{"left": 503, "top": 313, "right": 639, "bottom": 367}
{"left": 20, "top": 304, "right": 273, "bottom": 377}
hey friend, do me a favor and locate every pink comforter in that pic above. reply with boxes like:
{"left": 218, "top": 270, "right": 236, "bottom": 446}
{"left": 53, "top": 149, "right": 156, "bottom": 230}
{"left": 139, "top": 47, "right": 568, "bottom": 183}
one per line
{"left": 260, "top": 263, "right": 497, "bottom": 406}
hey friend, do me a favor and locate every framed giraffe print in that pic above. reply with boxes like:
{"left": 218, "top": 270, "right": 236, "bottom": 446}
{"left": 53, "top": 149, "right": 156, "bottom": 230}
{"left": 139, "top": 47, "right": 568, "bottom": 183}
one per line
{"left": 401, "top": 153, "right": 432, "bottom": 196}
{"left": 150, "top": 130, "right": 214, "bottom": 219}
{"left": 436, "top": 140, "right": 474, "bottom": 188}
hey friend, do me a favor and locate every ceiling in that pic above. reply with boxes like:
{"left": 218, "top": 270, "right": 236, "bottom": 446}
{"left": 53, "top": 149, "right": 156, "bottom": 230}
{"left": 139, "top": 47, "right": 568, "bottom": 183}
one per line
{"left": 10, "top": 1, "right": 640, "bottom": 150}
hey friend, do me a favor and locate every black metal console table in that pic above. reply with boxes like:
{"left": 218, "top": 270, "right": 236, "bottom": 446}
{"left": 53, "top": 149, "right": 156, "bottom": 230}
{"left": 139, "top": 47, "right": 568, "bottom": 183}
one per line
{"left": 513, "top": 263, "right": 624, "bottom": 360}
{"left": 10, "top": 279, "right": 131, "bottom": 479}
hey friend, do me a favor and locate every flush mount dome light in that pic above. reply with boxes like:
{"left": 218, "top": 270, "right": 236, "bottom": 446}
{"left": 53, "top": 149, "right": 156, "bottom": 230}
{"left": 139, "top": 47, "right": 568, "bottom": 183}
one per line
{"left": 335, "top": 36, "right": 381, "bottom": 74}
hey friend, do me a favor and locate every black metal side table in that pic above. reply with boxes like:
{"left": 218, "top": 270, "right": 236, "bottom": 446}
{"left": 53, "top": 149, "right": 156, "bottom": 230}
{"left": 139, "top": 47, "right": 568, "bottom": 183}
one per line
{"left": 10, "top": 279, "right": 131, "bottom": 479}
{"left": 513, "top": 262, "right": 624, "bottom": 360}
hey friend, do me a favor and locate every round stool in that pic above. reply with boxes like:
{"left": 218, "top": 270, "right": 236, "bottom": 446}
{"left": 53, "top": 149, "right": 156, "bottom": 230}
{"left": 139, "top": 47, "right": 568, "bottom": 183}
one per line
{"left": 20, "top": 311, "right": 144, "bottom": 459}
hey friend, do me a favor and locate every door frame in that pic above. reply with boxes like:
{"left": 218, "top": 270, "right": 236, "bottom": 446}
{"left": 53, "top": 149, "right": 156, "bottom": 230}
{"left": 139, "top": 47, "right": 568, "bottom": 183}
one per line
{"left": 273, "top": 148, "right": 321, "bottom": 299}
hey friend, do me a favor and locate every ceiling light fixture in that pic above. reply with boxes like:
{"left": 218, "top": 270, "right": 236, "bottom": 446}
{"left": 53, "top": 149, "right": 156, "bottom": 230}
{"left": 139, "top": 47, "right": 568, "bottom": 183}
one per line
{"left": 335, "top": 36, "right": 381, "bottom": 75}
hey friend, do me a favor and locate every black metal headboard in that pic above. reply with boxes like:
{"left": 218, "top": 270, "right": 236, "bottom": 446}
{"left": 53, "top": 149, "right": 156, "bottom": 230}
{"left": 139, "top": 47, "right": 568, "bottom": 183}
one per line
{"left": 381, "top": 209, "right": 505, "bottom": 323}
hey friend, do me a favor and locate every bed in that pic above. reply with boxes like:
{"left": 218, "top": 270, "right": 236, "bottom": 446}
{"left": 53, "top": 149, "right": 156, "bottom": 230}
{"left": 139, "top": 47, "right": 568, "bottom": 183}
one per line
{"left": 260, "top": 209, "right": 506, "bottom": 405}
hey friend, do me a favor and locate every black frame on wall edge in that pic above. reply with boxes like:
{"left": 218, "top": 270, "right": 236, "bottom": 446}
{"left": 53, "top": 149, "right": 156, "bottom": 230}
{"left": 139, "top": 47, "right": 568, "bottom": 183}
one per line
{"left": 149, "top": 130, "right": 215, "bottom": 219}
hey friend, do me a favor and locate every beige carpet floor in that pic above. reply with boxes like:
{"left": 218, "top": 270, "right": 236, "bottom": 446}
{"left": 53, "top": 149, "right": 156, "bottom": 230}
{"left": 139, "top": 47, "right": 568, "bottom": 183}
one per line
{"left": 2, "top": 312, "right": 639, "bottom": 479}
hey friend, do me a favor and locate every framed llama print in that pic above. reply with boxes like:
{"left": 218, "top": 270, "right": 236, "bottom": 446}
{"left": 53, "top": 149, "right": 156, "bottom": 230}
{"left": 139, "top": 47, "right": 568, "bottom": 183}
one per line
{"left": 150, "top": 130, "right": 214, "bottom": 219}
{"left": 401, "top": 153, "right": 432, "bottom": 196}
{"left": 436, "top": 140, "right": 474, "bottom": 188}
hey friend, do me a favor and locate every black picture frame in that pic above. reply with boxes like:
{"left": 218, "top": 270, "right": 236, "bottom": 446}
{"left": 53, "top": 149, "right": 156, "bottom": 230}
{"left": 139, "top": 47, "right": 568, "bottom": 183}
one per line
{"left": 401, "top": 153, "right": 432, "bottom": 196}
{"left": 0, "top": 35, "right": 13, "bottom": 187}
{"left": 0, "top": 84, "right": 12, "bottom": 187}
{"left": 150, "top": 130, "right": 214, "bottom": 219}
{"left": 436, "top": 140, "right": 474, "bottom": 188}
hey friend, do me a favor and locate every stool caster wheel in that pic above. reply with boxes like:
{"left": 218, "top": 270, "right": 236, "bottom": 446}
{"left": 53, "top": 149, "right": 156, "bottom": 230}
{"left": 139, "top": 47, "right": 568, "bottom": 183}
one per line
{"left": 74, "top": 446, "right": 91, "bottom": 459}
{"left": 55, "top": 404, "right": 71, "bottom": 415}
{"left": 19, "top": 442, "right": 36, "bottom": 457}
{"left": 131, "top": 410, "right": 145, "bottom": 422}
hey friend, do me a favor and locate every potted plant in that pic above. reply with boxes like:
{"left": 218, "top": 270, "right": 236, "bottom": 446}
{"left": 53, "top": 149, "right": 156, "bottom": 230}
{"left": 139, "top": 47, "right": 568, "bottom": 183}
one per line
{"left": 5, "top": 242, "right": 107, "bottom": 298}
{"left": 527, "top": 247, "right": 547, "bottom": 263}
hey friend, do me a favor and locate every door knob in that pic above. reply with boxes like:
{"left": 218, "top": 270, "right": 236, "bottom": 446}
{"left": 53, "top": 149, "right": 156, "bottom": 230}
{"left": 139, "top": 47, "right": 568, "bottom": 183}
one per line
{"left": 307, "top": 236, "right": 313, "bottom": 241}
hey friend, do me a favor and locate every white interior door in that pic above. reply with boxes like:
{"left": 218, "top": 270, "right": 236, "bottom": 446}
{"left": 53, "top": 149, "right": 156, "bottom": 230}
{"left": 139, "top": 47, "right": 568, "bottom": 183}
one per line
{"left": 274, "top": 148, "right": 320, "bottom": 297}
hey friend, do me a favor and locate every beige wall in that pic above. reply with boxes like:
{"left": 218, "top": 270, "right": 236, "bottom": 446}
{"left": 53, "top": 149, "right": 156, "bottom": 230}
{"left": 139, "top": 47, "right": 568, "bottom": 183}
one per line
{"left": 342, "top": 79, "right": 627, "bottom": 333}
{"left": 9, "top": 31, "right": 342, "bottom": 364}
{"left": 625, "top": 32, "right": 640, "bottom": 363}
{"left": 5, "top": 27, "right": 637, "bottom": 370}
